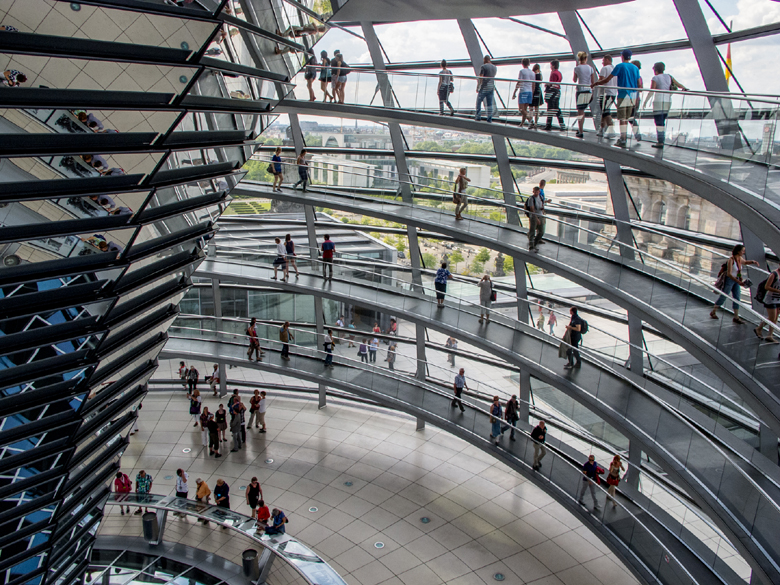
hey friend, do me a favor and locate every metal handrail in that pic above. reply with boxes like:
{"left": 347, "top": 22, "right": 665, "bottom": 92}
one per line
{"left": 198, "top": 249, "right": 759, "bottom": 422}
{"left": 163, "top": 329, "right": 714, "bottom": 585}
{"left": 104, "top": 493, "right": 346, "bottom": 585}
{"left": 297, "top": 64, "right": 780, "bottom": 105}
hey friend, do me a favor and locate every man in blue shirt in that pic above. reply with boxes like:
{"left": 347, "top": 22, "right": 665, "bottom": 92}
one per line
{"left": 593, "top": 49, "right": 639, "bottom": 147}
{"left": 578, "top": 454, "right": 603, "bottom": 511}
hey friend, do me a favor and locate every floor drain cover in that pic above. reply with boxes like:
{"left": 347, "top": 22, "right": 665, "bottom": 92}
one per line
{"left": 309, "top": 507, "right": 318, "bottom": 513}
{"left": 240, "top": 486, "right": 246, "bottom": 490}
{"left": 344, "top": 481, "right": 353, "bottom": 487}
{"left": 265, "top": 459, "right": 274, "bottom": 464}
{"left": 493, "top": 574, "right": 505, "bottom": 581}
{"left": 164, "top": 476, "right": 173, "bottom": 480}
{"left": 182, "top": 448, "right": 191, "bottom": 453}
{"left": 374, "top": 542, "right": 384, "bottom": 549}
{"left": 420, "top": 517, "right": 430, "bottom": 524}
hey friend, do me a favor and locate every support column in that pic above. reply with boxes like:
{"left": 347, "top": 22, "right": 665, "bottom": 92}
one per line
{"left": 742, "top": 226, "right": 769, "bottom": 312}
{"left": 518, "top": 370, "right": 531, "bottom": 423}
{"left": 673, "top": 0, "right": 757, "bottom": 275}
{"left": 558, "top": 12, "right": 601, "bottom": 128}
{"left": 361, "top": 22, "right": 429, "bottom": 387}
{"left": 759, "top": 425, "right": 779, "bottom": 465}
{"left": 211, "top": 277, "right": 222, "bottom": 332}
{"left": 626, "top": 441, "right": 642, "bottom": 488}
{"left": 256, "top": 548, "right": 275, "bottom": 585}
{"left": 289, "top": 113, "right": 327, "bottom": 408}
{"left": 458, "top": 18, "right": 530, "bottom": 323}
{"left": 605, "top": 160, "right": 645, "bottom": 374}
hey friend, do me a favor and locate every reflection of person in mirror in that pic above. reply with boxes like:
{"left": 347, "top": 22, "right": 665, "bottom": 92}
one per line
{"left": 277, "top": 24, "right": 327, "bottom": 38}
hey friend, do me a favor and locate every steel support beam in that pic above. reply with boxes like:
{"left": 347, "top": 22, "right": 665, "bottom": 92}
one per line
{"left": 210, "top": 278, "right": 229, "bottom": 398}
{"left": 518, "top": 370, "right": 531, "bottom": 423}
{"left": 672, "top": 0, "right": 764, "bottom": 304}
{"left": 459, "top": 18, "right": 530, "bottom": 323}
{"left": 759, "top": 425, "right": 779, "bottom": 465}
{"left": 563, "top": 21, "right": 644, "bottom": 375}
{"left": 361, "top": 23, "right": 393, "bottom": 108}
{"left": 626, "top": 440, "right": 642, "bottom": 489}
{"left": 361, "top": 22, "right": 428, "bottom": 383}
{"left": 605, "top": 161, "right": 645, "bottom": 374}
{"left": 290, "top": 113, "right": 327, "bottom": 408}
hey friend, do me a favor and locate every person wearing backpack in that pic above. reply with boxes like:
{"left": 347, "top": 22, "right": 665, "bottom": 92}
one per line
{"left": 525, "top": 187, "right": 545, "bottom": 252}
{"left": 477, "top": 274, "right": 493, "bottom": 324}
{"left": 187, "top": 365, "right": 199, "bottom": 392}
{"left": 710, "top": 244, "right": 759, "bottom": 324}
{"left": 564, "top": 307, "right": 585, "bottom": 369}
{"left": 358, "top": 338, "right": 369, "bottom": 363}
{"left": 755, "top": 267, "right": 780, "bottom": 343}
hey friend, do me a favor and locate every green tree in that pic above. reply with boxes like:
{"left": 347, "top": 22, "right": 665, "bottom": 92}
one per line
{"left": 412, "top": 140, "right": 449, "bottom": 152}
{"left": 449, "top": 249, "right": 464, "bottom": 271}
{"left": 341, "top": 217, "right": 350, "bottom": 223}
{"left": 395, "top": 238, "right": 407, "bottom": 253}
{"left": 504, "top": 255, "right": 514, "bottom": 274}
{"left": 421, "top": 252, "right": 437, "bottom": 269}
{"left": 476, "top": 248, "right": 491, "bottom": 263}
{"left": 304, "top": 134, "right": 323, "bottom": 146}
{"left": 471, "top": 259, "right": 485, "bottom": 274}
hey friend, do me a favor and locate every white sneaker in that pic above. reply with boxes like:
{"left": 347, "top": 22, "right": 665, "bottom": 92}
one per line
{"left": 596, "top": 129, "right": 604, "bottom": 137}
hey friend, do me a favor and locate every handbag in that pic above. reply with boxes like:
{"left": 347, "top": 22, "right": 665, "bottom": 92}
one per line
{"left": 453, "top": 193, "right": 461, "bottom": 204}
{"left": 448, "top": 82, "right": 454, "bottom": 94}
{"left": 267, "top": 163, "right": 274, "bottom": 174}
{"left": 490, "top": 285, "right": 497, "bottom": 302}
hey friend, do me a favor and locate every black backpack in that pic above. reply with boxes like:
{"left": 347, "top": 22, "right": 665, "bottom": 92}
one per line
{"left": 756, "top": 270, "right": 779, "bottom": 303}
{"left": 580, "top": 319, "right": 589, "bottom": 335}
{"left": 756, "top": 278, "right": 769, "bottom": 303}
{"left": 523, "top": 197, "right": 532, "bottom": 217}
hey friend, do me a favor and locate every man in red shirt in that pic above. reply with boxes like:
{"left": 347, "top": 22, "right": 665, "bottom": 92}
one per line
{"left": 321, "top": 234, "right": 335, "bottom": 281}
{"left": 114, "top": 471, "right": 132, "bottom": 515}
{"left": 544, "top": 60, "right": 565, "bottom": 131}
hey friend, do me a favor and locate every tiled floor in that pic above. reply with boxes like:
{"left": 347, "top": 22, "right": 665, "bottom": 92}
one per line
{"left": 102, "top": 390, "right": 640, "bottom": 585}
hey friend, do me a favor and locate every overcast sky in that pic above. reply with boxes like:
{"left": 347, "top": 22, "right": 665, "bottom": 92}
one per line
{"left": 311, "top": 0, "right": 780, "bottom": 96}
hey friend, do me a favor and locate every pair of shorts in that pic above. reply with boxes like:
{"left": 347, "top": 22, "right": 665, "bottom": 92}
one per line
{"left": 320, "top": 75, "right": 331, "bottom": 83}
{"left": 218, "top": 422, "right": 227, "bottom": 432}
{"left": 599, "top": 95, "right": 616, "bottom": 115}
{"left": 273, "top": 256, "right": 286, "bottom": 266}
{"left": 617, "top": 97, "right": 634, "bottom": 120}
{"left": 337, "top": 75, "right": 347, "bottom": 83}
{"left": 518, "top": 91, "right": 532, "bottom": 105}
{"left": 576, "top": 90, "right": 592, "bottom": 111}
{"left": 434, "top": 281, "right": 447, "bottom": 300}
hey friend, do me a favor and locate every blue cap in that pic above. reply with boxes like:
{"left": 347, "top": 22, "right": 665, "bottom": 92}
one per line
{"left": 622, "top": 49, "right": 632, "bottom": 60}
